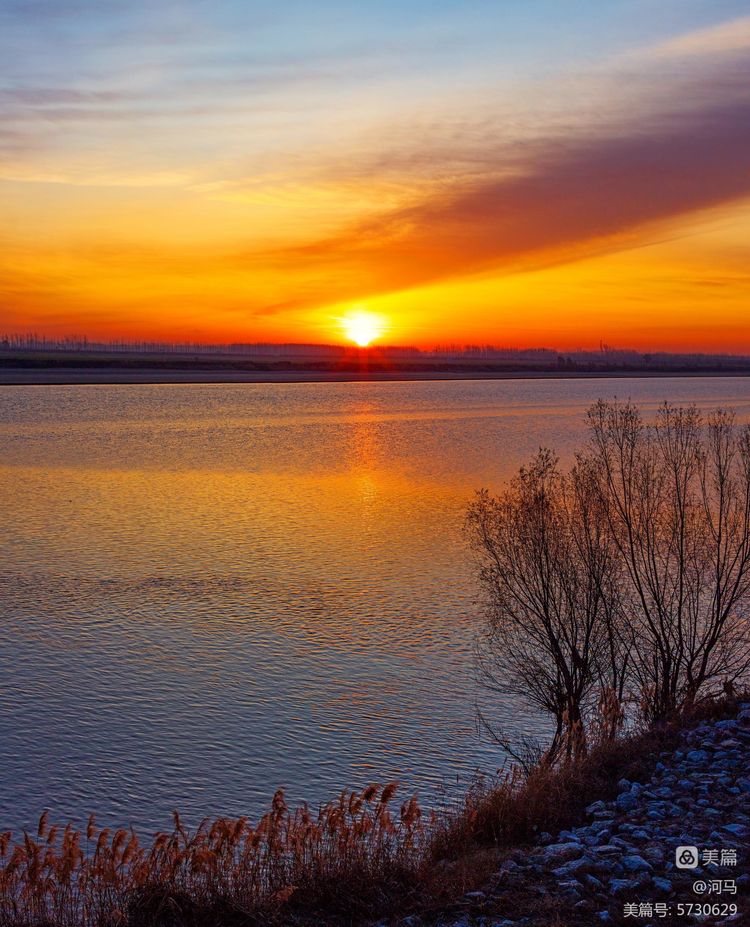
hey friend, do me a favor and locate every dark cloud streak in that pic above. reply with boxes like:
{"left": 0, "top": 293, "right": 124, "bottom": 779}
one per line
{"left": 261, "top": 67, "right": 750, "bottom": 309}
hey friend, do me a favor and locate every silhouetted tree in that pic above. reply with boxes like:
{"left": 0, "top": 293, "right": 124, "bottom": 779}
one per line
{"left": 467, "top": 449, "right": 625, "bottom": 763}
{"left": 469, "top": 401, "right": 750, "bottom": 760}
{"left": 585, "top": 401, "right": 750, "bottom": 722}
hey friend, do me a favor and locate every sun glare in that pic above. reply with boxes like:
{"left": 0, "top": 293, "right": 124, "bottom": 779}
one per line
{"left": 342, "top": 309, "right": 384, "bottom": 347}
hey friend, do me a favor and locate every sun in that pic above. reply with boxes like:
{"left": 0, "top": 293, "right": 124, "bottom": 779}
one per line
{"left": 342, "top": 309, "right": 384, "bottom": 347}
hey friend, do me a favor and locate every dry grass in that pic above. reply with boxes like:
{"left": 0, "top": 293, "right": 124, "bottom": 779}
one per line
{"left": 0, "top": 785, "right": 426, "bottom": 927}
{"left": 1, "top": 693, "right": 744, "bottom": 927}
{"left": 434, "top": 692, "right": 745, "bottom": 858}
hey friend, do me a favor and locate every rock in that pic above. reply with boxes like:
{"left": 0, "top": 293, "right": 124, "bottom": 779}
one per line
{"left": 590, "top": 844, "right": 622, "bottom": 857}
{"left": 715, "top": 719, "right": 737, "bottom": 730}
{"left": 464, "top": 890, "right": 486, "bottom": 901}
{"left": 586, "top": 801, "right": 607, "bottom": 816}
{"left": 652, "top": 876, "right": 672, "bottom": 893}
{"left": 552, "top": 858, "right": 591, "bottom": 879}
{"left": 540, "top": 842, "right": 584, "bottom": 863}
{"left": 642, "top": 845, "right": 665, "bottom": 865}
{"left": 686, "top": 749, "right": 709, "bottom": 763}
{"left": 610, "top": 836, "right": 634, "bottom": 849}
{"left": 622, "top": 855, "right": 652, "bottom": 873}
{"left": 609, "top": 878, "right": 638, "bottom": 896}
{"left": 558, "top": 879, "right": 583, "bottom": 892}
{"left": 616, "top": 791, "right": 639, "bottom": 812}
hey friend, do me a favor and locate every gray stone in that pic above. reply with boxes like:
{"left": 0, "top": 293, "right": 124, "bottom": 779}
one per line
{"left": 642, "top": 845, "right": 665, "bottom": 865}
{"left": 610, "top": 836, "right": 634, "bottom": 849}
{"left": 715, "top": 719, "right": 737, "bottom": 730}
{"left": 584, "top": 873, "right": 604, "bottom": 890}
{"left": 590, "top": 844, "right": 622, "bottom": 857}
{"left": 558, "top": 879, "right": 583, "bottom": 891}
{"left": 542, "top": 843, "right": 583, "bottom": 865}
{"left": 622, "top": 855, "right": 652, "bottom": 873}
{"left": 652, "top": 877, "right": 672, "bottom": 893}
{"left": 608, "top": 878, "right": 638, "bottom": 896}
{"left": 552, "top": 857, "right": 591, "bottom": 878}
{"left": 586, "top": 801, "right": 607, "bottom": 816}
{"left": 615, "top": 791, "right": 639, "bottom": 812}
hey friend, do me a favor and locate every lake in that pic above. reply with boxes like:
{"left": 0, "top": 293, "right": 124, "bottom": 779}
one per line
{"left": 2, "top": 376, "right": 750, "bottom": 837}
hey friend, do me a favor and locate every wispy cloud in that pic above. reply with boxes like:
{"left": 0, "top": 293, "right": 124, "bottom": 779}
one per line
{"left": 644, "top": 15, "right": 750, "bottom": 59}
{"left": 242, "top": 50, "right": 750, "bottom": 312}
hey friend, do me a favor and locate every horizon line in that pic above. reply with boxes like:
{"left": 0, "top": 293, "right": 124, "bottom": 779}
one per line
{"left": 4, "top": 334, "right": 750, "bottom": 361}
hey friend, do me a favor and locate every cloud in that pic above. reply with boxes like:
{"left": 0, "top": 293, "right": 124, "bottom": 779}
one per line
{"left": 644, "top": 15, "right": 750, "bottom": 59}
{"left": 246, "top": 55, "right": 750, "bottom": 311}
{"left": 0, "top": 88, "right": 130, "bottom": 105}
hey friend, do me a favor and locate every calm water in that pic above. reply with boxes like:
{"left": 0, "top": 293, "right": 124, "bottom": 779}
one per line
{"left": 2, "top": 376, "right": 750, "bottom": 838}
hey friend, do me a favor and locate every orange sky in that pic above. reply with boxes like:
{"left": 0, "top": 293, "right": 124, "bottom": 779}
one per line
{"left": 2, "top": 3, "right": 750, "bottom": 351}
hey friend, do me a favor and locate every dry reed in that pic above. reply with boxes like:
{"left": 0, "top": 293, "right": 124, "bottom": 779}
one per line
{"left": 0, "top": 784, "right": 427, "bottom": 926}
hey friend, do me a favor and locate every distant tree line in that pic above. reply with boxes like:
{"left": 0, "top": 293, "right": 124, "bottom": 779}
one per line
{"left": 468, "top": 401, "right": 750, "bottom": 765}
{"left": 3, "top": 334, "right": 750, "bottom": 368}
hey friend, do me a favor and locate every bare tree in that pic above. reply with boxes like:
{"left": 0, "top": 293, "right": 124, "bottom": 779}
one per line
{"left": 469, "top": 402, "right": 750, "bottom": 763}
{"left": 584, "top": 401, "right": 750, "bottom": 722}
{"left": 467, "top": 449, "right": 624, "bottom": 762}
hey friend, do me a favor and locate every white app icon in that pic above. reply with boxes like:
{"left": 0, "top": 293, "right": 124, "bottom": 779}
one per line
{"left": 676, "top": 846, "right": 699, "bottom": 869}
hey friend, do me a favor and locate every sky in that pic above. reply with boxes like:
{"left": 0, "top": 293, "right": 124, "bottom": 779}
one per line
{"left": 1, "top": 0, "right": 750, "bottom": 350}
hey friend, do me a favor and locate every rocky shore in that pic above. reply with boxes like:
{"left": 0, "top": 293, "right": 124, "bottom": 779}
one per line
{"left": 403, "top": 703, "right": 750, "bottom": 926}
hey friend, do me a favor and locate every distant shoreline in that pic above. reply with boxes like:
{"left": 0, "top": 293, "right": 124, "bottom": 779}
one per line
{"left": 3, "top": 366, "right": 750, "bottom": 385}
